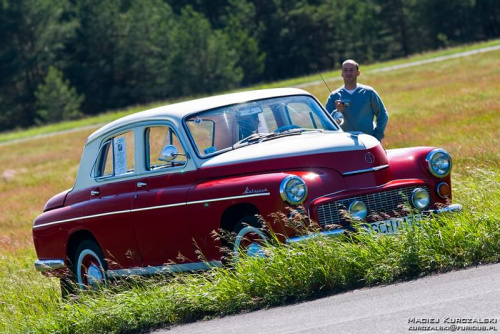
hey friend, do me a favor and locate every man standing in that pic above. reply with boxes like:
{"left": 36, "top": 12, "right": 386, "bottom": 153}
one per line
{"left": 325, "top": 59, "right": 389, "bottom": 142}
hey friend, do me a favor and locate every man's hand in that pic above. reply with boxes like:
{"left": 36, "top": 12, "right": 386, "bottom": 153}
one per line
{"left": 334, "top": 100, "right": 345, "bottom": 112}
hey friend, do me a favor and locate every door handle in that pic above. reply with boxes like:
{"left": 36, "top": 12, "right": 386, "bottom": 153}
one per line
{"left": 91, "top": 190, "right": 100, "bottom": 196}
{"left": 137, "top": 182, "right": 148, "bottom": 188}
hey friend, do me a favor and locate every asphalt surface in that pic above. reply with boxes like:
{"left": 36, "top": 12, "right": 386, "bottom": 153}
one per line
{"left": 154, "top": 263, "right": 500, "bottom": 334}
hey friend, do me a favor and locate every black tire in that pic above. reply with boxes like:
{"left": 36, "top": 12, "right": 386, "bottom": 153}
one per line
{"left": 72, "top": 239, "right": 107, "bottom": 290}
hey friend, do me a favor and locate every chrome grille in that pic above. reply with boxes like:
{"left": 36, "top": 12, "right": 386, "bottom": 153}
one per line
{"left": 316, "top": 186, "right": 430, "bottom": 226}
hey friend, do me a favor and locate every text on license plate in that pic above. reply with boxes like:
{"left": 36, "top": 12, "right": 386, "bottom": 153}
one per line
{"left": 366, "top": 215, "right": 421, "bottom": 235}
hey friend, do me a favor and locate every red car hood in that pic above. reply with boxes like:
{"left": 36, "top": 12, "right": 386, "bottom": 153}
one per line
{"left": 198, "top": 132, "right": 388, "bottom": 179}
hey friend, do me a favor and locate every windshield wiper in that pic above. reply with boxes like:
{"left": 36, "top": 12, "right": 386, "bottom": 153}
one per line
{"left": 232, "top": 132, "right": 272, "bottom": 149}
{"left": 297, "top": 128, "right": 324, "bottom": 134}
{"left": 232, "top": 128, "right": 325, "bottom": 150}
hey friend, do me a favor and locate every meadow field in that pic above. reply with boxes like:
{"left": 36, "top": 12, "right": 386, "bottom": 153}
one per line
{"left": 0, "top": 43, "right": 499, "bottom": 333}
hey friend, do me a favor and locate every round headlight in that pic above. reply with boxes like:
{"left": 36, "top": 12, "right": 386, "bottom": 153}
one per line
{"left": 411, "top": 188, "right": 430, "bottom": 210}
{"left": 426, "top": 149, "right": 452, "bottom": 178}
{"left": 348, "top": 200, "right": 367, "bottom": 220}
{"left": 280, "top": 175, "right": 308, "bottom": 205}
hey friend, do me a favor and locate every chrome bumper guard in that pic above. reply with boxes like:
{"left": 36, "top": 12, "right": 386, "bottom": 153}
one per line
{"left": 287, "top": 203, "right": 463, "bottom": 243}
{"left": 428, "top": 203, "right": 463, "bottom": 214}
{"left": 35, "top": 259, "right": 65, "bottom": 272}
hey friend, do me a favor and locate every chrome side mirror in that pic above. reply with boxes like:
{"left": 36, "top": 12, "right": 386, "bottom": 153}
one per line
{"left": 333, "top": 112, "right": 344, "bottom": 126}
{"left": 159, "top": 145, "right": 178, "bottom": 161}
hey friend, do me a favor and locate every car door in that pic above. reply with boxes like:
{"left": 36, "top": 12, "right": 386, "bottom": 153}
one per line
{"left": 84, "top": 130, "right": 142, "bottom": 270}
{"left": 131, "top": 125, "right": 197, "bottom": 267}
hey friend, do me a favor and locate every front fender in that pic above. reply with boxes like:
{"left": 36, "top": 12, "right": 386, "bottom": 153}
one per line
{"left": 387, "top": 146, "right": 453, "bottom": 201}
{"left": 387, "top": 147, "right": 444, "bottom": 180}
{"left": 188, "top": 173, "right": 291, "bottom": 222}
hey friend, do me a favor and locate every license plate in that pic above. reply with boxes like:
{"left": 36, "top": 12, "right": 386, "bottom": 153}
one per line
{"left": 365, "top": 215, "right": 421, "bottom": 235}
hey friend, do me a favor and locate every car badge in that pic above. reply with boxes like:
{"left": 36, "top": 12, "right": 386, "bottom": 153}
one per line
{"left": 243, "top": 187, "right": 268, "bottom": 195}
{"left": 365, "top": 152, "right": 375, "bottom": 164}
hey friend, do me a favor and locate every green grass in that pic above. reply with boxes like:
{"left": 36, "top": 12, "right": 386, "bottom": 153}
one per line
{"left": 1, "top": 40, "right": 500, "bottom": 333}
{"left": 2, "top": 169, "right": 499, "bottom": 334}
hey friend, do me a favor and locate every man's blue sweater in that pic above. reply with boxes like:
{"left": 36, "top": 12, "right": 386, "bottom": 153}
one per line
{"left": 325, "top": 84, "right": 389, "bottom": 141}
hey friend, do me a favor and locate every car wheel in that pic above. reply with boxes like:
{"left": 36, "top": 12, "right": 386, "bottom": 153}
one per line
{"left": 232, "top": 215, "right": 268, "bottom": 263}
{"left": 73, "top": 239, "right": 107, "bottom": 290}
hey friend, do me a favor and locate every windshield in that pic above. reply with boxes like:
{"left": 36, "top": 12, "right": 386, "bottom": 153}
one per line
{"left": 185, "top": 95, "right": 339, "bottom": 157}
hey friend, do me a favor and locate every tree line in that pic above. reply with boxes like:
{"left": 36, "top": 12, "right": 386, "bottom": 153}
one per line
{"left": 0, "top": 0, "right": 498, "bottom": 131}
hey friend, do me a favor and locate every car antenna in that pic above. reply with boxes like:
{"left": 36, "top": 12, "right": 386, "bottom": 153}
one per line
{"left": 315, "top": 65, "right": 333, "bottom": 93}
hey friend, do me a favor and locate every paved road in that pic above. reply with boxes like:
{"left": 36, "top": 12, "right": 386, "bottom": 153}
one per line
{"left": 155, "top": 263, "right": 500, "bottom": 334}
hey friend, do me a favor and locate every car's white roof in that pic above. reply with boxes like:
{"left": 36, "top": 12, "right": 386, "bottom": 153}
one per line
{"left": 87, "top": 88, "right": 312, "bottom": 144}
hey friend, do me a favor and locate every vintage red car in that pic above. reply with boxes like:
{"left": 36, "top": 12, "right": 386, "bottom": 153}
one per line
{"left": 33, "top": 88, "right": 461, "bottom": 293}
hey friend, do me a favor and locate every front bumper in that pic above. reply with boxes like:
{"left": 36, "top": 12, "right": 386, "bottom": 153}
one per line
{"left": 288, "top": 203, "right": 463, "bottom": 242}
{"left": 429, "top": 203, "right": 462, "bottom": 214}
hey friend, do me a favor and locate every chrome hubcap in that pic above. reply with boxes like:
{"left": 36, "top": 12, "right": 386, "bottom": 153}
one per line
{"left": 86, "top": 263, "right": 104, "bottom": 288}
{"left": 77, "top": 248, "right": 106, "bottom": 289}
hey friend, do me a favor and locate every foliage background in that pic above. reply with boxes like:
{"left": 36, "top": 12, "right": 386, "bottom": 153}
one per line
{"left": 0, "top": 0, "right": 499, "bottom": 131}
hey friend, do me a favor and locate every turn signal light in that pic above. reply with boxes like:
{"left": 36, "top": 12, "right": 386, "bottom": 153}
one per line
{"left": 436, "top": 182, "right": 451, "bottom": 198}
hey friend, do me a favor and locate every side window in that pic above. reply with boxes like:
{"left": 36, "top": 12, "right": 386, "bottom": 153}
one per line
{"left": 102, "top": 141, "right": 114, "bottom": 176}
{"left": 147, "top": 126, "right": 186, "bottom": 170}
{"left": 93, "top": 130, "right": 135, "bottom": 178}
{"left": 94, "top": 141, "right": 113, "bottom": 178}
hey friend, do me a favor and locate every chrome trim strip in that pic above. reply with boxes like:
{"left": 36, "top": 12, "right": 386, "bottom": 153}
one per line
{"left": 342, "top": 164, "right": 389, "bottom": 176}
{"left": 187, "top": 192, "right": 270, "bottom": 205}
{"left": 33, "top": 209, "right": 131, "bottom": 229}
{"left": 33, "top": 192, "right": 270, "bottom": 229}
{"left": 132, "top": 192, "right": 270, "bottom": 213}
{"left": 35, "top": 259, "right": 65, "bottom": 272}
{"left": 106, "top": 261, "right": 222, "bottom": 278}
{"left": 132, "top": 202, "right": 187, "bottom": 213}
